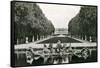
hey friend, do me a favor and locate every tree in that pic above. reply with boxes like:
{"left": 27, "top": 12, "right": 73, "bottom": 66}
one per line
{"left": 14, "top": 2, "right": 55, "bottom": 44}
{"left": 68, "top": 6, "right": 97, "bottom": 42}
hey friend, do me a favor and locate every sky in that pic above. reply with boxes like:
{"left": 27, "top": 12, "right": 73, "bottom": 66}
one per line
{"left": 38, "top": 3, "right": 81, "bottom": 29}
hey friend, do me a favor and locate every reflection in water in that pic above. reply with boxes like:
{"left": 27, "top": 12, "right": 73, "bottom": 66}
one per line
{"left": 15, "top": 43, "right": 97, "bottom": 66}
{"left": 44, "top": 54, "right": 69, "bottom": 64}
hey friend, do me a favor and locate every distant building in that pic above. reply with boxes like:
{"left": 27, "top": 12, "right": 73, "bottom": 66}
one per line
{"left": 54, "top": 28, "right": 68, "bottom": 34}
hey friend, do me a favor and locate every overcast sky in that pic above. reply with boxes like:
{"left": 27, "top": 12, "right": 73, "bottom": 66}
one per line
{"left": 38, "top": 3, "right": 81, "bottom": 29}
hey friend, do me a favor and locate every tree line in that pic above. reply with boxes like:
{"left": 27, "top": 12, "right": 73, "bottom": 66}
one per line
{"left": 14, "top": 2, "right": 55, "bottom": 44}
{"left": 68, "top": 6, "right": 97, "bottom": 42}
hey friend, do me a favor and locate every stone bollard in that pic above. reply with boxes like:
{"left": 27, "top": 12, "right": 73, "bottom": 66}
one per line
{"left": 32, "top": 36, "right": 34, "bottom": 42}
{"left": 89, "top": 36, "right": 92, "bottom": 42}
{"left": 85, "top": 35, "right": 87, "bottom": 40}
{"left": 26, "top": 37, "right": 28, "bottom": 43}
{"left": 82, "top": 37, "right": 83, "bottom": 40}
{"left": 37, "top": 35, "right": 38, "bottom": 40}
{"left": 17, "top": 39, "right": 19, "bottom": 44}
